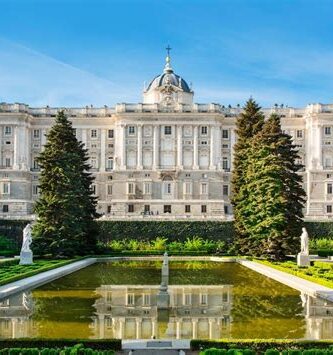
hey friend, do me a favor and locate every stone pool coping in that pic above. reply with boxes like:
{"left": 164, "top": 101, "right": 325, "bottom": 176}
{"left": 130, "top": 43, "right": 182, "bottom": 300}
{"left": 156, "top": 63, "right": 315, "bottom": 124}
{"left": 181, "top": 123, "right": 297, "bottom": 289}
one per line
{"left": 0, "top": 256, "right": 332, "bottom": 302}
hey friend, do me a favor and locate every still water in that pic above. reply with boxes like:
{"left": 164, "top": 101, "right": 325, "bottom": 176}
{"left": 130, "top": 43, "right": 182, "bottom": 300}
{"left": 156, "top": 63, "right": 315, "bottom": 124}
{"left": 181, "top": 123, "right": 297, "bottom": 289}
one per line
{"left": 0, "top": 261, "right": 332, "bottom": 339}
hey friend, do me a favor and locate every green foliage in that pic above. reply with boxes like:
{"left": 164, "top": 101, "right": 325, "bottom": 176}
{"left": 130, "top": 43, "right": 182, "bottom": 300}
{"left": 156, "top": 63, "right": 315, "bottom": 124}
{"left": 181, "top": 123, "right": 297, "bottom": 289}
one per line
{"left": 0, "top": 346, "right": 115, "bottom": 355}
{"left": 105, "top": 236, "right": 230, "bottom": 254}
{"left": 235, "top": 113, "right": 305, "bottom": 259}
{"left": 32, "top": 111, "right": 100, "bottom": 257}
{"left": 231, "top": 99, "right": 265, "bottom": 252}
{"left": 256, "top": 259, "right": 333, "bottom": 288}
{"left": 309, "top": 238, "right": 333, "bottom": 250}
{"left": 0, "top": 259, "right": 78, "bottom": 286}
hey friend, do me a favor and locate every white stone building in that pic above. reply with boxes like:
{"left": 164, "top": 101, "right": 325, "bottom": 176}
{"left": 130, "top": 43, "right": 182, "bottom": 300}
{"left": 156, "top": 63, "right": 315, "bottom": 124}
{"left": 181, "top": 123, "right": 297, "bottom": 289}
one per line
{"left": 0, "top": 53, "right": 333, "bottom": 220}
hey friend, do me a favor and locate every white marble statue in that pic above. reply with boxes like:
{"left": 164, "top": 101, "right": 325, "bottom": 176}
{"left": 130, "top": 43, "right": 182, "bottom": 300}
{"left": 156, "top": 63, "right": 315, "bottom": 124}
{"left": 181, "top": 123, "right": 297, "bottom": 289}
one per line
{"left": 21, "top": 223, "right": 33, "bottom": 252}
{"left": 300, "top": 227, "right": 309, "bottom": 255}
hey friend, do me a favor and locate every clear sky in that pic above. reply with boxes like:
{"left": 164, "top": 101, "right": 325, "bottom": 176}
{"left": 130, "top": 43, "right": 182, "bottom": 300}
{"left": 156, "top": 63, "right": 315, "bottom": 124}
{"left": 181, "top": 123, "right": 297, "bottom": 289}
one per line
{"left": 0, "top": 0, "right": 332, "bottom": 108}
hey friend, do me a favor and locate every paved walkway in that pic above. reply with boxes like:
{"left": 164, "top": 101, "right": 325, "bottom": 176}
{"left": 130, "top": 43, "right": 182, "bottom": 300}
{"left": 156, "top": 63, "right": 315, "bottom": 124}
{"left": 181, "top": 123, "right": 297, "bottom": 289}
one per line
{"left": 239, "top": 259, "right": 333, "bottom": 302}
{"left": 0, "top": 258, "right": 97, "bottom": 300}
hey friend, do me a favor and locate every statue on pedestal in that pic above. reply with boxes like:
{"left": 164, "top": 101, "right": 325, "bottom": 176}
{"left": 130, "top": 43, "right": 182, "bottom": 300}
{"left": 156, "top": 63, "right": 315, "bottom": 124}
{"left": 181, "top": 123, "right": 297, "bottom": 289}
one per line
{"left": 297, "top": 227, "right": 310, "bottom": 267}
{"left": 20, "top": 223, "right": 33, "bottom": 265}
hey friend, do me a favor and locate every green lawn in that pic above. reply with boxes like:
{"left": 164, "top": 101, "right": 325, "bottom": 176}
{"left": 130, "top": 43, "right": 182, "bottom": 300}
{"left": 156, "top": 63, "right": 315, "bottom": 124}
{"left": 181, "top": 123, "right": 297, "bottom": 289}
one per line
{"left": 0, "top": 259, "right": 79, "bottom": 286}
{"left": 255, "top": 259, "right": 333, "bottom": 289}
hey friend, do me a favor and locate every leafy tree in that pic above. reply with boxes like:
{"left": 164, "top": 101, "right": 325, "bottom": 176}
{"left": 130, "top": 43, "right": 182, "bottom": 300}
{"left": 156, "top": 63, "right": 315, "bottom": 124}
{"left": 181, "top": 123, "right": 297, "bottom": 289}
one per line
{"left": 32, "top": 111, "right": 100, "bottom": 257}
{"left": 239, "top": 113, "right": 306, "bottom": 258}
{"left": 231, "top": 98, "right": 265, "bottom": 254}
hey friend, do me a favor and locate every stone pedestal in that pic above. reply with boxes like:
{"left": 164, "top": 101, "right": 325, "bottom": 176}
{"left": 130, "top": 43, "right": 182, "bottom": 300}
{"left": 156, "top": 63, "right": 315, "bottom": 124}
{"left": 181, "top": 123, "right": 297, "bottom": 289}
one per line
{"left": 297, "top": 253, "right": 310, "bottom": 267}
{"left": 157, "top": 282, "right": 169, "bottom": 309}
{"left": 20, "top": 250, "right": 33, "bottom": 265}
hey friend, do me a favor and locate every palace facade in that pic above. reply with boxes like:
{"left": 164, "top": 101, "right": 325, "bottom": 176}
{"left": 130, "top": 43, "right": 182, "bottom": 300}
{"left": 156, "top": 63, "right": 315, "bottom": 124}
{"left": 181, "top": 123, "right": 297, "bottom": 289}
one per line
{"left": 0, "top": 53, "right": 332, "bottom": 220}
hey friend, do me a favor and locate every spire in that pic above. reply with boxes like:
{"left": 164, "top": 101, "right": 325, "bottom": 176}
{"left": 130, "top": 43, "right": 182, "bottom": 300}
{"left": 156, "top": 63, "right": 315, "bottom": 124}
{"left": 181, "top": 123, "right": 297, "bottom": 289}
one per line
{"left": 164, "top": 45, "right": 173, "bottom": 73}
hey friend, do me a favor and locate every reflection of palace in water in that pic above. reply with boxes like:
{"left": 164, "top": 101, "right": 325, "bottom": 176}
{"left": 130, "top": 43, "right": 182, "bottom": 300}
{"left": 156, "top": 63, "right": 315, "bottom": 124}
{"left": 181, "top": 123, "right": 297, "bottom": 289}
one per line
{"left": 1, "top": 287, "right": 333, "bottom": 339}
{"left": 91, "top": 285, "right": 232, "bottom": 339}
{"left": 0, "top": 292, "right": 36, "bottom": 338}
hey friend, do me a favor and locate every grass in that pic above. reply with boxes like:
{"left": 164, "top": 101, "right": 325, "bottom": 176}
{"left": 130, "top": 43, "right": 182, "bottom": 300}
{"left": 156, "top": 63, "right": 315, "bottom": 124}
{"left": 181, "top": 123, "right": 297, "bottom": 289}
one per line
{"left": 0, "top": 258, "right": 80, "bottom": 286}
{"left": 254, "top": 259, "right": 333, "bottom": 289}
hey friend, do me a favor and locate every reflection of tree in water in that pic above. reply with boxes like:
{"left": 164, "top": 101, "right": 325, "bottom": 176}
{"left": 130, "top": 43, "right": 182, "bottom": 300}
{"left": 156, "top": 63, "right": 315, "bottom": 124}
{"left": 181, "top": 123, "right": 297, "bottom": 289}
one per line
{"left": 230, "top": 268, "right": 306, "bottom": 339}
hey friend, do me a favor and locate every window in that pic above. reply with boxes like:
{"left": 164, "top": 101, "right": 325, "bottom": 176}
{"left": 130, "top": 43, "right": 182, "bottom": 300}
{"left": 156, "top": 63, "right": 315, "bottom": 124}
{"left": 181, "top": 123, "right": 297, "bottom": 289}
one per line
{"left": 33, "top": 129, "right": 40, "bottom": 139}
{"left": 144, "top": 182, "right": 151, "bottom": 194}
{"left": 2, "top": 205, "right": 8, "bottom": 213}
{"left": 127, "top": 293, "right": 135, "bottom": 306}
{"left": 5, "top": 158, "right": 11, "bottom": 168}
{"left": 108, "top": 129, "right": 114, "bottom": 139}
{"left": 325, "top": 158, "right": 333, "bottom": 168}
{"left": 128, "top": 126, "right": 135, "bottom": 135}
{"left": 222, "top": 144, "right": 229, "bottom": 148}
{"left": 296, "top": 130, "right": 303, "bottom": 138}
{"left": 91, "top": 184, "right": 96, "bottom": 195}
{"left": 164, "top": 205, "right": 171, "bottom": 213}
{"left": 201, "top": 140, "right": 208, "bottom": 145}
{"left": 144, "top": 204, "right": 150, "bottom": 213}
{"left": 107, "top": 157, "right": 114, "bottom": 170}
{"left": 200, "top": 294, "right": 208, "bottom": 305}
{"left": 185, "top": 205, "right": 191, "bottom": 213}
{"left": 32, "top": 185, "right": 39, "bottom": 196}
{"left": 128, "top": 182, "right": 135, "bottom": 194}
{"left": 201, "top": 205, "right": 207, "bottom": 213}
{"left": 201, "top": 126, "right": 208, "bottom": 135}
{"left": 222, "top": 291, "right": 228, "bottom": 302}
{"left": 2, "top": 183, "right": 9, "bottom": 195}
{"left": 33, "top": 159, "right": 39, "bottom": 170}
{"left": 73, "top": 128, "right": 77, "bottom": 137}
{"left": 128, "top": 204, "right": 134, "bottom": 213}
{"left": 327, "top": 205, "right": 332, "bottom": 214}
{"left": 222, "top": 157, "right": 229, "bottom": 170}
{"left": 222, "top": 129, "right": 229, "bottom": 139}
{"left": 4, "top": 127, "right": 12, "bottom": 136}
{"left": 143, "top": 293, "right": 150, "bottom": 306}
{"left": 164, "top": 182, "right": 172, "bottom": 194}
{"left": 91, "top": 129, "right": 97, "bottom": 138}
{"left": 164, "top": 126, "right": 172, "bottom": 135}
{"left": 107, "top": 184, "right": 112, "bottom": 195}
{"left": 90, "top": 158, "right": 98, "bottom": 169}
{"left": 184, "top": 182, "right": 192, "bottom": 194}
{"left": 325, "top": 127, "right": 332, "bottom": 136}
{"left": 328, "top": 183, "right": 333, "bottom": 194}
{"left": 107, "top": 205, "right": 112, "bottom": 214}
{"left": 224, "top": 205, "right": 229, "bottom": 214}
{"left": 184, "top": 293, "right": 191, "bottom": 306}
{"left": 201, "top": 183, "right": 208, "bottom": 195}
{"left": 223, "top": 185, "right": 229, "bottom": 196}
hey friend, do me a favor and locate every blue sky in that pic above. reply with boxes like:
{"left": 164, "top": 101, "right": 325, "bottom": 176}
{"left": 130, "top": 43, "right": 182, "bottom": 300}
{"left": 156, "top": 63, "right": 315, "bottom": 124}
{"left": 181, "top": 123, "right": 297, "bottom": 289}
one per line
{"left": 0, "top": 0, "right": 332, "bottom": 107}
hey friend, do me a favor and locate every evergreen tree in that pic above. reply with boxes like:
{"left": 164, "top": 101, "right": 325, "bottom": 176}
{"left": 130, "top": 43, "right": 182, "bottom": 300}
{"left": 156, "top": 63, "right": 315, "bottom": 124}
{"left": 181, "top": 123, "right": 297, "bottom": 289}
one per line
{"left": 239, "top": 113, "right": 306, "bottom": 259}
{"left": 231, "top": 98, "right": 265, "bottom": 254}
{"left": 32, "top": 111, "right": 100, "bottom": 257}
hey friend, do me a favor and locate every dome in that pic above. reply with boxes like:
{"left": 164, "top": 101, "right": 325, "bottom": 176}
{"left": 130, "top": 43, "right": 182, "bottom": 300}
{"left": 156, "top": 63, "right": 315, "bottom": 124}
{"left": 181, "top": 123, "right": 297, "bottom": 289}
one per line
{"left": 145, "top": 53, "right": 192, "bottom": 93}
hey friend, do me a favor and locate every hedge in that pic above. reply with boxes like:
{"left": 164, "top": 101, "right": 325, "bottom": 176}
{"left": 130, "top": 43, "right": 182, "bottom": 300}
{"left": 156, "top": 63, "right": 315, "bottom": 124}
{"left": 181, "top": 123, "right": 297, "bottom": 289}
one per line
{"left": 191, "top": 340, "right": 333, "bottom": 352}
{"left": 200, "top": 349, "right": 333, "bottom": 355}
{"left": 0, "top": 340, "right": 121, "bottom": 351}
{"left": 1, "top": 219, "right": 333, "bottom": 246}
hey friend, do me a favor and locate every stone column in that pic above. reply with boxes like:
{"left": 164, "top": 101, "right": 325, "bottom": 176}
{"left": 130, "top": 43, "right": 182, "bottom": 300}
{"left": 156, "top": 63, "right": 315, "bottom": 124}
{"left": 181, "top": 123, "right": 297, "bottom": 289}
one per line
{"left": 136, "top": 318, "right": 142, "bottom": 339}
{"left": 137, "top": 125, "right": 143, "bottom": 169}
{"left": 192, "top": 319, "right": 198, "bottom": 339}
{"left": 99, "top": 314, "right": 105, "bottom": 339}
{"left": 209, "top": 319, "right": 214, "bottom": 339}
{"left": 120, "top": 124, "right": 127, "bottom": 170}
{"left": 119, "top": 318, "right": 125, "bottom": 338}
{"left": 13, "top": 126, "right": 20, "bottom": 170}
{"left": 176, "top": 320, "right": 181, "bottom": 339}
{"left": 152, "top": 319, "right": 157, "bottom": 338}
{"left": 193, "top": 126, "right": 199, "bottom": 169}
{"left": 177, "top": 125, "right": 183, "bottom": 168}
{"left": 41, "top": 128, "right": 47, "bottom": 148}
{"left": 153, "top": 125, "right": 159, "bottom": 169}
{"left": 81, "top": 129, "right": 87, "bottom": 148}
{"left": 230, "top": 128, "right": 236, "bottom": 170}
{"left": 100, "top": 129, "right": 106, "bottom": 172}
{"left": 209, "top": 125, "right": 215, "bottom": 169}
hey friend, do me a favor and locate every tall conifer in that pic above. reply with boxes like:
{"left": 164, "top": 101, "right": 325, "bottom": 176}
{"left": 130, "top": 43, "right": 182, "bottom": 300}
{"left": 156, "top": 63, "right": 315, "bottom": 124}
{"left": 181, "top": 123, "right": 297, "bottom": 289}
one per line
{"left": 231, "top": 98, "right": 265, "bottom": 253}
{"left": 32, "top": 111, "right": 100, "bottom": 257}
{"left": 240, "top": 113, "right": 306, "bottom": 258}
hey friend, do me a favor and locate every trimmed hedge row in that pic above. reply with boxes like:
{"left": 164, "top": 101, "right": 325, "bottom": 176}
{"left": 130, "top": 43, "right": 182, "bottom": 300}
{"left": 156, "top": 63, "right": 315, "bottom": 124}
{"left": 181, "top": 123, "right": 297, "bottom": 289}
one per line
{"left": 0, "top": 340, "right": 121, "bottom": 351}
{"left": 191, "top": 340, "right": 333, "bottom": 352}
{"left": 0, "top": 219, "right": 332, "bottom": 246}
{"left": 200, "top": 349, "right": 333, "bottom": 355}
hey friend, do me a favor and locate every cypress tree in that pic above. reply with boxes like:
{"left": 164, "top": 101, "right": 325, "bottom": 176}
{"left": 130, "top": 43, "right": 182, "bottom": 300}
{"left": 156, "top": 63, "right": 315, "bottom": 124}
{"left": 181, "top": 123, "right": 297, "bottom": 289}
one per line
{"left": 240, "top": 113, "right": 306, "bottom": 259}
{"left": 231, "top": 98, "right": 265, "bottom": 254}
{"left": 32, "top": 111, "right": 100, "bottom": 257}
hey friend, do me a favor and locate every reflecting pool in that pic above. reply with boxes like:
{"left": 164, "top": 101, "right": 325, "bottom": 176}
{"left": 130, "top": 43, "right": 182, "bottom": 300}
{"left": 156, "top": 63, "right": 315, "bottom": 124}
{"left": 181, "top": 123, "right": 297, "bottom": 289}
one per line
{"left": 0, "top": 261, "right": 332, "bottom": 339}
